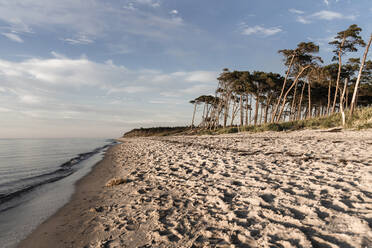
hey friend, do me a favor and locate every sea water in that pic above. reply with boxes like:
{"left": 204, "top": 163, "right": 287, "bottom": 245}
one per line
{"left": 0, "top": 138, "right": 114, "bottom": 248}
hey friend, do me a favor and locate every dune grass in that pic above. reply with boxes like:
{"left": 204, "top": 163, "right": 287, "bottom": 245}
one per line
{"left": 122, "top": 106, "right": 372, "bottom": 137}
{"left": 208, "top": 106, "right": 372, "bottom": 135}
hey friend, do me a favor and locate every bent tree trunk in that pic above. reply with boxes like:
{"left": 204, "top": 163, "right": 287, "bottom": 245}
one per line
{"left": 340, "top": 78, "right": 348, "bottom": 126}
{"left": 271, "top": 55, "right": 295, "bottom": 123}
{"left": 277, "top": 65, "right": 310, "bottom": 121}
{"left": 350, "top": 34, "right": 372, "bottom": 116}
{"left": 331, "top": 37, "right": 346, "bottom": 113}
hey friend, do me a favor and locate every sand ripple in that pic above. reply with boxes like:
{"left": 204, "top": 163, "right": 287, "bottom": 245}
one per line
{"left": 87, "top": 130, "right": 372, "bottom": 248}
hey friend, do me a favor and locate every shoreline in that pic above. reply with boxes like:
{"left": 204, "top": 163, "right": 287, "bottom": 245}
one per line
{"left": 17, "top": 145, "right": 120, "bottom": 248}
{"left": 18, "top": 130, "right": 372, "bottom": 247}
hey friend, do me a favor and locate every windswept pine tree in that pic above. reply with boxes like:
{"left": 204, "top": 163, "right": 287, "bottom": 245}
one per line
{"left": 329, "top": 24, "right": 365, "bottom": 114}
{"left": 276, "top": 42, "right": 322, "bottom": 122}
{"left": 271, "top": 46, "right": 298, "bottom": 122}
{"left": 189, "top": 25, "right": 372, "bottom": 130}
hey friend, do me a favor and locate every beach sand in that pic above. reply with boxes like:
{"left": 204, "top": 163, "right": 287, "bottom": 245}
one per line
{"left": 19, "top": 129, "right": 372, "bottom": 247}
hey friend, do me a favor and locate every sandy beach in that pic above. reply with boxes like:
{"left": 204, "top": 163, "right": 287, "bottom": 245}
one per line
{"left": 19, "top": 129, "right": 372, "bottom": 248}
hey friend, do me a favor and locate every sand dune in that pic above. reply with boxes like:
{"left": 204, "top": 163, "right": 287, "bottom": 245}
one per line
{"left": 20, "top": 129, "right": 372, "bottom": 247}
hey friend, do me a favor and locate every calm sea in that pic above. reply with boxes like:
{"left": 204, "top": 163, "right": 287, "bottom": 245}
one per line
{"left": 0, "top": 138, "right": 114, "bottom": 248}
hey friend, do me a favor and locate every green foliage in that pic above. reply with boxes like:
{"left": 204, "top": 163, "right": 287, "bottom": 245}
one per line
{"left": 123, "top": 126, "right": 189, "bottom": 137}
{"left": 122, "top": 107, "right": 372, "bottom": 138}
{"left": 329, "top": 24, "right": 365, "bottom": 59}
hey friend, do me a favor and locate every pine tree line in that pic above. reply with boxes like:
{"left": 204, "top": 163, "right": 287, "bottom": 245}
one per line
{"left": 190, "top": 24, "right": 372, "bottom": 129}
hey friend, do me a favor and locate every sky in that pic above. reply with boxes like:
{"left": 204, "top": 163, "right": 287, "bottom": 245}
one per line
{"left": 0, "top": 0, "right": 371, "bottom": 138}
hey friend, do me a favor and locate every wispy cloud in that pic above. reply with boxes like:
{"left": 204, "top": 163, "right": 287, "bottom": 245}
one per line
{"left": 62, "top": 34, "right": 94, "bottom": 45}
{"left": 289, "top": 8, "right": 304, "bottom": 14}
{"left": 312, "top": 10, "right": 353, "bottom": 20}
{"left": 323, "top": 0, "right": 340, "bottom": 6}
{"left": 134, "top": 0, "right": 160, "bottom": 8}
{"left": 2, "top": 32, "right": 23, "bottom": 43}
{"left": 294, "top": 10, "right": 356, "bottom": 24}
{"left": 0, "top": 0, "right": 184, "bottom": 43}
{"left": 0, "top": 53, "right": 218, "bottom": 133}
{"left": 241, "top": 25, "right": 282, "bottom": 36}
{"left": 184, "top": 71, "right": 217, "bottom": 83}
{"left": 296, "top": 16, "right": 311, "bottom": 24}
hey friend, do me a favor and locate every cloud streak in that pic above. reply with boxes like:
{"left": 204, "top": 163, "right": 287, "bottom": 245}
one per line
{"left": 289, "top": 8, "right": 304, "bottom": 14}
{"left": 62, "top": 34, "right": 94, "bottom": 45}
{"left": 241, "top": 25, "right": 282, "bottom": 36}
{"left": 293, "top": 10, "right": 356, "bottom": 24}
{"left": 2, "top": 32, "right": 24, "bottom": 43}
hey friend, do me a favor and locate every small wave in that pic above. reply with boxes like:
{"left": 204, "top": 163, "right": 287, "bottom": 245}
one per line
{"left": 0, "top": 142, "right": 115, "bottom": 206}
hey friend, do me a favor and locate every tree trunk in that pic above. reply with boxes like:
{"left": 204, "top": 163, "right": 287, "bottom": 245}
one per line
{"left": 277, "top": 65, "right": 310, "bottom": 121}
{"left": 290, "top": 80, "right": 299, "bottom": 120}
{"left": 249, "top": 95, "right": 252, "bottom": 125}
{"left": 240, "top": 95, "right": 244, "bottom": 127}
{"left": 191, "top": 103, "right": 197, "bottom": 129}
{"left": 326, "top": 80, "right": 332, "bottom": 116}
{"left": 271, "top": 55, "right": 295, "bottom": 123}
{"left": 304, "top": 106, "right": 308, "bottom": 119}
{"left": 340, "top": 78, "right": 348, "bottom": 126}
{"left": 230, "top": 98, "right": 237, "bottom": 126}
{"left": 245, "top": 94, "right": 249, "bottom": 126}
{"left": 201, "top": 103, "right": 206, "bottom": 126}
{"left": 307, "top": 81, "right": 311, "bottom": 119}
{"left": 254, "top": 96, "right": 259, "bottom": 125}
{"left": 345, "top": 85, "right": 349, "bottom": 110}
{"left": 350, "top": 34, "right": 372, "bottom": 116}
{"left": 215, "top": 93, "right": 224, "bottom": 128}
{"left": 223, "top": 97, "right": 230, "bottom": 128}
{"left": 264, "top": 96, "right": 272, "bottom": 123}
{"left": 259, "top": 102, "right": 263, "bottom": 125}
{"left": 331, "top": 36, "right": 346, "bottom": 113}
{"left": 297, "top": 82, "right": 306, "bottom": 120}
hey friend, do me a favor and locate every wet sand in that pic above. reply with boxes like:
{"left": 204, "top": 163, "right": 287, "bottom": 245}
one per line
{"left": 18, "top": 146, "right": 121, "bottom": 248}
{"left": 19, "top": 130, "right": 372, "bottom": 247}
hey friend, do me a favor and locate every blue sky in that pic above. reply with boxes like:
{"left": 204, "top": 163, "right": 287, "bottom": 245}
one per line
{"left": 0, "top": 0, "right": 371, "bottom": 138}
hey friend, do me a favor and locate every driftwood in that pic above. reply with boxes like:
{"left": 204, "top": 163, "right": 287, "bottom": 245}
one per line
{"left": 320, "top": 127, "right": 343, "bottom": 132}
